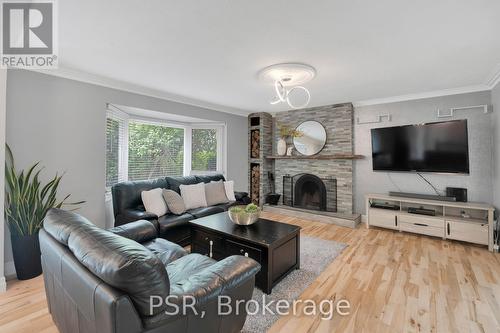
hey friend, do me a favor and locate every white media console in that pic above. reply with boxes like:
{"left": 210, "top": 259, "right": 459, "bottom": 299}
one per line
{"left": 365, "top": 193, "right": 496, "bottom": 251}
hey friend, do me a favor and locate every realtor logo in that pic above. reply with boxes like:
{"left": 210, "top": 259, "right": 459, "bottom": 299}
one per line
{"left": 1, "top": 0, "right": 57, "bottom": 68}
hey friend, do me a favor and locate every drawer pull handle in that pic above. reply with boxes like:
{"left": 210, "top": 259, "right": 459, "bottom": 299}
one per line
{"left": 414, "top": 223, "right": 428, "bottom": 227}
{"left": 447, "top": 223, "right": 450, "bottom": 235}
{"left": 209, "top": 240, "right": 213, "bottom": 258}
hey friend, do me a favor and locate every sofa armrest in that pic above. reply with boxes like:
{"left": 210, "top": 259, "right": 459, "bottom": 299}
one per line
{"left": 234, "top": 191, "right": 251, "bottom": 204}
{"left": 108, "top": 220, "right": 158, "bottom": 243}
{"left": 115, "top": 208, "right": 158, "bottom": 226}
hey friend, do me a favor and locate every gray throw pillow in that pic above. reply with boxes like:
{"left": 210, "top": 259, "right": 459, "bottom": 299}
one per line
{"left": 204, "top": 181, "right": 229, "bottom": 206}
{"left": 162, "top": 189, "right": 186, "bottom": 215}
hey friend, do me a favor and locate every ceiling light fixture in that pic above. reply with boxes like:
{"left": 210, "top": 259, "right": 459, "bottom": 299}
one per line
{"left": 258, "top": 63, "right": 316, "bottom": 109}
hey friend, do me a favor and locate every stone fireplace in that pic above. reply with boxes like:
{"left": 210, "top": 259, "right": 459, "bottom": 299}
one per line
{"left": 248, "top": 103, "right": 360, "bottom": 227}
{"left": 273, "top": 103, "right": 354, "bottom": 214}
{"left": 282, "top": 173, "right": 337, "bottom": 212}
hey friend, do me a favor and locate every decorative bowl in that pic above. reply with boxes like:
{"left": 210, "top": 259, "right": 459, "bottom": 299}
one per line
{"left": 228, "top": 205, "right": 261, "bottom": 225}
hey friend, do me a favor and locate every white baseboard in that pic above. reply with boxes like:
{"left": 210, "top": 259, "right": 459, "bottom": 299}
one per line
{"left": 0, "top": 276, "right": 5, "bottom": 292}
{"left": 5, "top": 261, "right": 16, "bottom": 279}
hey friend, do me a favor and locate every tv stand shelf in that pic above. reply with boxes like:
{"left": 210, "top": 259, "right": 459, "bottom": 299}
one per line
{"left": 365, "top": 193, "right": 495, "bottom": 251}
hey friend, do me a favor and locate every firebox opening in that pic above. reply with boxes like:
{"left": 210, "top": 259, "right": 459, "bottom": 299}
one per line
{"left": 293, "top": 174, "right": 327, "bottom": 211}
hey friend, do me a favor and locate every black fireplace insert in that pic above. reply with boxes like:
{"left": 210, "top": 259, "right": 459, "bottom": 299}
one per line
{"left": 283, "top": 173, "right": 337, "bottom": 212}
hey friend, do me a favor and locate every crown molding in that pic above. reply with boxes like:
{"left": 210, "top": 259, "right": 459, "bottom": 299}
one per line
{"left": 27, "top": 67, "right": 251, "bottom": 117}
{"left": 485, "top": 63, "right": 500, "bottom": 89}
{"left": 352, "top": 85, "right": 491, "bottom": 107}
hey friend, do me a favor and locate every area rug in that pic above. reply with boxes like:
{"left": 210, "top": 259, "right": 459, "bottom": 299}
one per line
{"left": 242, "top": 235, "right": 347, "bottom": 333}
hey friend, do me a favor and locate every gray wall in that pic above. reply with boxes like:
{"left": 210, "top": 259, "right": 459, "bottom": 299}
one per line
{"left": 0, "top": 69, "right": 6, "bottom": 287}
{"left": 493, "top": 83, "right": 500, "bottom": 210}
{"left": 4, "top": 69, "right": 248, "bottom": 268}
{"left": 354, "top": 91, "right": 493, "bottom": 215}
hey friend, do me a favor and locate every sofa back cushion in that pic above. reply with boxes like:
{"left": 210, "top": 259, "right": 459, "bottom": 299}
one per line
{"left": 43, "top": 208, "right": 93, "bottom": 246}
{"left": 112, "top": 178, "right": 168, "bottom": 217}
{"left": 68, "top": 223, "right": 171, "bottom": 317}
{"left": 165, "top": 175, "right": 199, "bottom": 193}
{"left": 196, "top": 174, "right": 225, "bottom": 184}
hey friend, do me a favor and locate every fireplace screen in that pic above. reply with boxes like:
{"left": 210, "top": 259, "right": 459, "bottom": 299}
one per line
{"left": 283, "top": 174, "right": 337, "bottom": 212}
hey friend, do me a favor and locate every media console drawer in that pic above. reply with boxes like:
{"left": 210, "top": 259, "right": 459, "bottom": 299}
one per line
{"left": 399, "top": 222, "right": 444, "bottom": 238}
{"left": 398, "top": 214, "right": 444, "bottom": 228}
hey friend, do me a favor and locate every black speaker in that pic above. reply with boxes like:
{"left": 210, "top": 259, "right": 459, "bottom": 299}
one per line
{"left": 446, "top": 187, "right": 467, "bottom": 202}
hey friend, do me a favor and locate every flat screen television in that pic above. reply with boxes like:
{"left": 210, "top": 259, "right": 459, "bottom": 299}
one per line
{"left": 371, "top": 119, "right": 469, "bottom": 174}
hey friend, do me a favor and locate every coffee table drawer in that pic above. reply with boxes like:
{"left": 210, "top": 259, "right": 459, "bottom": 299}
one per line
{"left": 192, "top": 229, "right": 224, "bottom": 250}
{"left": 225, "top": 239, "right": 262, "bottom": 263}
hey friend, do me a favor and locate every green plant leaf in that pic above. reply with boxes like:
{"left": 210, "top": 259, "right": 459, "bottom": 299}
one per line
{"left": 4, "top": 144, "right": 85, "bottom": 236}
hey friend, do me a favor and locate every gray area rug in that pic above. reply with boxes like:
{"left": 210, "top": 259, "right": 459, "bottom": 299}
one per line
{"left": 242, "top": 235, "right": 347, "bottom": 333}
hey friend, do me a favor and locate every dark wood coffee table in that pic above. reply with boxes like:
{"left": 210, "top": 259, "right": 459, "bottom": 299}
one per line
{"left": 189, "top": 212, "right": 301, "bottom": 294}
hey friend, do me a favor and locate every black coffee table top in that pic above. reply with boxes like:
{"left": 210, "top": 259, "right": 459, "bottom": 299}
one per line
{"left": 189, "top": 212, "right": 301, "bottom": 248}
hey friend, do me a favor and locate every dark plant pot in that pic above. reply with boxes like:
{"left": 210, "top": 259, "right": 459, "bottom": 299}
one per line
{"left": 266, "top": 193, "right": 281, "bottom": 205}
{"left": 11, "top": 232, "right": 42, "bottom": 280}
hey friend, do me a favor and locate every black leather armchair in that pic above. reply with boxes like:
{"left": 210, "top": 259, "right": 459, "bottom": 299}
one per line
{"left": 111, "top": 175, "right": 250, "bottom": 246}
{"left": 41, "top": 209, "right": 260, "bottom": 333}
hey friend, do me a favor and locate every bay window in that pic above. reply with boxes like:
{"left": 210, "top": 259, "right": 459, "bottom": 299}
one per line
{"left": 105, "top": 106, "right": 226, "bottom": 187}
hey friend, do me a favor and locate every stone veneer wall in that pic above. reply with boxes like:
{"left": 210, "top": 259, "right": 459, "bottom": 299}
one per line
{"left": 273, "top": 103, "right": 354, "bottom": 214}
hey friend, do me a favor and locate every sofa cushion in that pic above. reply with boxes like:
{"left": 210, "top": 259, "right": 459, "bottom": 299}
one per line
{"left": 213, "top": 201, "right": 239, "bottom": 211}
{"left": 196, "top": 174, "right": 225, "bottom": 184}
{"left": 165, "top": 175, "right": 199, "bottom": 194}
{"left": 43, "top": 208, "right": 93, "bottom": 246}
{"left": 223, "top": 180, "right": 237, "bottom": 201}
{"left": 157, "top": 213, "right": 193, "bottom": 235}
{"left": 67, "top": 224, "right": 170, "bottom": 317}
{"left": 180, "top": 183, "right": 208, "bottom": 210}
{"left": 162, "top": 189, "right": 186, "bottom": 215}
{"left": 141, "top": 188, "right": 168, "bottom": 216}
{"left": 142, "top": 238, "right": 187, "bottom": 265}
{"left": 204, "top": 181, "right": 229, "bottom": 206}
{"left": 108, "top": 220, "right": 158, "bottom": 243}
{"left": 112, "top": 178, "right": 168, "bottom": 218}
{"left": 166, "top": 253, "right": 216, "bottom": 285}
{"left": 186, "top": 206, "right": 225, "bottom": 218}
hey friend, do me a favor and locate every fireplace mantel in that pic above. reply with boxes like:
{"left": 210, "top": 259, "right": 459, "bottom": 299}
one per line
{"left": 266, "top": 154, "right": 364, "bottom": 160}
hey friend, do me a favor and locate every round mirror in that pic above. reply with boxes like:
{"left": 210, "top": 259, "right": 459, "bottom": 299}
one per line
{"left": 293, "top": 121, "right": 327, "bottom": 156}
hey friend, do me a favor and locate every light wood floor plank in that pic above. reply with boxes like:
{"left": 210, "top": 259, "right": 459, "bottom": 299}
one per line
{"left": 0, "top": 212, "right": 499, "bottom": 332}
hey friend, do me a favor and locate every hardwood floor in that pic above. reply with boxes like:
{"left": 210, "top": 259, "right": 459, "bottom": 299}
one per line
{"left": 1, "top": 212, "right": 499, "bottom": 333}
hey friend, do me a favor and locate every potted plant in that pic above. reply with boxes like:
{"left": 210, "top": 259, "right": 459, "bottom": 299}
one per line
{"left": 5, "top": 145, "right": 84, "bottom": 280}
{"left": 277, "top": 124, "right": 302, "bottom": 156}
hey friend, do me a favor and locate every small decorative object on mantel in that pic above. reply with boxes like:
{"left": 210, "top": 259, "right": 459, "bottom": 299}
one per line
{"left": 286, "top": 147, "right": 294, "bottom": 156}
{"left": 277, "top": 124, "right": 302, "bottom": 156}
{"left": 228, "top": 204, "right": 261, "bottom": 225}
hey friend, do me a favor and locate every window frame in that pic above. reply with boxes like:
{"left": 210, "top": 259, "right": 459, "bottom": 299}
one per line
{"left": 188, "top": 123, "right": 227, "bottom": 177}
{"left": 105, "top": 106, "right": 227, "bottom": 189}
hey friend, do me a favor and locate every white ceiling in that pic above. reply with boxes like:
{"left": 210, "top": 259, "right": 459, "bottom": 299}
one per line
{"left": 55, "top": 0, "right": 500, "bottom": 115}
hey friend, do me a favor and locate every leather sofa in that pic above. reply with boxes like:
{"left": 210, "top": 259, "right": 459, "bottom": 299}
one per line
{"left": 40, "top": 208, "right": 260, "bottom": 333}
{"left": 112, "top": 175, "right": 250, "bottom": 246}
